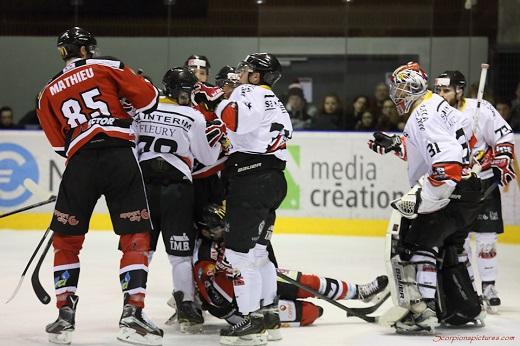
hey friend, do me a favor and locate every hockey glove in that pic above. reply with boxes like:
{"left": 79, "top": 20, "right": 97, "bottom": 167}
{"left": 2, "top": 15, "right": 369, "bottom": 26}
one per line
{"left": 492, "top": 143, "right": 516, "bottom": 186}
{"left": 206, "top": 119, "right": 227, "bottom": 147}
{"left": 474, "top": 147, "right": 494, "bottom": 171}
{"left": 192, "top": 82, "right": 224, "bottom": 112}
{"left": 215, "top": 256, "right": 241, "bottom": 280}
{"left": 368, "top": 132, "right": 406, "bottom": 159}
{"left": 390, "top": 182, "right": 421, "bottom": 219}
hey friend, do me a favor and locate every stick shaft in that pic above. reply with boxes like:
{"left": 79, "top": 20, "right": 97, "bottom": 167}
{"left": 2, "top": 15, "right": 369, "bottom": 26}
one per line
{"left": 0, "top": 196, "right": 56, "bottom": 219}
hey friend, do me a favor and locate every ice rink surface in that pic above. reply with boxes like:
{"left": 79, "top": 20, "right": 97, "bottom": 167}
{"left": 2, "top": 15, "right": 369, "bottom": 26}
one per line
{"left": 1, "top": 231, "right": 519, "bottom": 346}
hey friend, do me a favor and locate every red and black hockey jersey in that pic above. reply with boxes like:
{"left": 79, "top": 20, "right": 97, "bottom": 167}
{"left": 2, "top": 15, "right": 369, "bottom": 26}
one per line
{"left": 37, "top": 57, "right": 159, "bottom": 158}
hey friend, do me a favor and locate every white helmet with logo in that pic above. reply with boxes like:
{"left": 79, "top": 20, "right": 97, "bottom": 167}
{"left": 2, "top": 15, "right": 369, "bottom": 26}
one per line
{"left": 389, "top": 62, "right": 428, "bottom": 115}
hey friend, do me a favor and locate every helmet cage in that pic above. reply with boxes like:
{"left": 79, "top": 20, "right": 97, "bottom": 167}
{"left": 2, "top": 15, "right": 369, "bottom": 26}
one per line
{"left": 389, "top": 63, "right": 428, "bottom": 115}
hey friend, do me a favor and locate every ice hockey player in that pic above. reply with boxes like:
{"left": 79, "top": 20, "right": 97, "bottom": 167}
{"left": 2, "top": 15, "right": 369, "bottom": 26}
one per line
{"left": 191, "top": 52, "right": 293, "bottom": 345}
{"left": 434, "top": 70, "right": 516, "bottom": 313}
{"left": 134, "top": 66, "right": 224, "bottom": 333}
{"left": 367, "top": 62, "right": 483, "bottom": 334}
{"left": 192, "top": 204, "right": 389, "bottom": 335}
{"left": 215, "top": 65, "right": 241, "bottom": 99}
{"left": 36, "top": 27, "right": 163, "bottom": 345}
{"left": 185, "top": 54, "right": 211, "bottom": 84}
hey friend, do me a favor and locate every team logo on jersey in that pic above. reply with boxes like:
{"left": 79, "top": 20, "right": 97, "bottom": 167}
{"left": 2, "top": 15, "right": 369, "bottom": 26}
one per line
{"left": 170, "top": 233, "right": 190, "bottom": 252}
{"left": 0, "top": 143, "right": 39, "bottom": 207}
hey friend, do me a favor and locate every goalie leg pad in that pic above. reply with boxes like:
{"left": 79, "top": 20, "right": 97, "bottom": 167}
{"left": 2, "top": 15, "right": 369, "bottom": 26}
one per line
{"left": 437, "top": 246, "right": 482, "bottom": 326}
{"left": 389, "top": 255, "right": 423, "bottom": 309}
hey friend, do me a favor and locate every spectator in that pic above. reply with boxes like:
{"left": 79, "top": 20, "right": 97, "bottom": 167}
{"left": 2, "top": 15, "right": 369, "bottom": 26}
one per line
{"left": 372, "top": 82, "right": 389, "bottom": 114}
{"left": 495, "top": 100, "right": 511, "bottom": 123}
{"left": 0, "top": 106, "right": 20, "bottom": 129}
{"left": 376, "top": 98, "right": 400, "bottom": 132}
{"left": 467, "top": 82, "right": 495, "bottom": 105}
{"left": 345, "top": 95, "right": 369, "bottom": 130}
{"left": 286, "top": 83, "right": 312, "bottom": 130}
{"left": 18, "top": 109, "right": 41, "bottom": 129}
{"left": 354, "top": 110, "right": 376, "bottom": 131}
{"left": 309, "top": 93, "right": 343, "bottom": 130}
{"left": 511, "top": 81, "right": 520, "bottom": 109}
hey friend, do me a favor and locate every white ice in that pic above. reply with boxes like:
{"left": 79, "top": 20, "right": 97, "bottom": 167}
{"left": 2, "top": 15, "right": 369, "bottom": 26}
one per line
{"left": 1, "top": 231, "right": 519, "bottom": 346}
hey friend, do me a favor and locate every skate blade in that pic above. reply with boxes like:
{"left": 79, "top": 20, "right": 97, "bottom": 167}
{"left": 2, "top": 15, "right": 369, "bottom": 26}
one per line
{"left": 164, "top": 313, "right": 177, "bottom": 326}
{"left": 167, "top": 296, "right": 176, "bottom": 309}
{"left": 267, "top": 328, "right": 282, "bottom": 341}
{"left": 48, "top": 331, "right": 72, "bottom": 345}
{"left": 117, "top": 327, "right": 163, "bottom": 346}
{"left": 485, "top": 304, "right": 499, "bottom": 314}
{"left": 220, "top": 332, "right": 268, "bottom": 346}
{"left": 179, "top": 322, "right": 203, "bottom": 334}
{"left": 377, "top": 305, "right": 409, "bottom": 326}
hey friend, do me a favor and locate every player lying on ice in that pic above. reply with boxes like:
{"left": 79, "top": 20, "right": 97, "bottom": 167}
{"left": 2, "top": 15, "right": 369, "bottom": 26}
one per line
{"left": 166, "top": 203, "right": 389, "bottom": 340}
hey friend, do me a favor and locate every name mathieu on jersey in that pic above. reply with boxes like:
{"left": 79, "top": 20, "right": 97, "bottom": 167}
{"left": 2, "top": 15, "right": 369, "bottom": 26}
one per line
{"left": 37, "top": 57, "right": 159, "bottom": 158}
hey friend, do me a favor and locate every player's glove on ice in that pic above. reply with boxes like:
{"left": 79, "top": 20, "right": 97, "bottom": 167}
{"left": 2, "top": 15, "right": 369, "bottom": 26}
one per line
{"left": 492, "top": 143, "right": 516, "bottom": 186}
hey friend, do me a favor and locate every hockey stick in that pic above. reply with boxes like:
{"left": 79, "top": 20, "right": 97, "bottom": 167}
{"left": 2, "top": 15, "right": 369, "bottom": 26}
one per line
{"left": 5, "top": 227, "right": 52, "bottom": 304}
{"left": 31, "top": 232, "right": 54, "bottom": 304}
{"left": 276, "top": 271, "right": 388, "bottom": 323}
{"left": 0, "top": 195, "right": 56, "bottom": 219}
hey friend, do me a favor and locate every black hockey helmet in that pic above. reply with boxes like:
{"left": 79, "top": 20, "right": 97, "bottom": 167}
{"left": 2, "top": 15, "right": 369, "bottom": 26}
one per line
{"left": 57, "top": 27, "right": 97, "bottom": 61}
{"left": 237, "top": 52, "right": 282, "bottom": 86}
{"left": 215, "top": 65, "right": 240, "bottom": 88}
{"left": 196, "top": 203, "right": 226, "bottom": 241}
{"left": 162, "top": 67, "right": 198, "bottom": 100}
{"left": 434, "top": 70, "right": 466, "bottom": 92}
{"left": 184, "top": 54, "right": 211, "bottom": 70}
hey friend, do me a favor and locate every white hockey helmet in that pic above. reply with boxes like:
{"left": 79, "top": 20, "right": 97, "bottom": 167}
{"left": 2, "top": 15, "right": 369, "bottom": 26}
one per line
{"left": 389, "top": 62, "right": 428, "bottom": 115}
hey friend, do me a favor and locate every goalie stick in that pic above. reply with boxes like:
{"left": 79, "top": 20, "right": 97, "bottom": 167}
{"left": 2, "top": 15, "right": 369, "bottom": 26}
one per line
{"left": 31, "top": 232, "right": 54, "bottom": 304}
{"left": 276, "top": 271, "right": 389, "bottom": 323}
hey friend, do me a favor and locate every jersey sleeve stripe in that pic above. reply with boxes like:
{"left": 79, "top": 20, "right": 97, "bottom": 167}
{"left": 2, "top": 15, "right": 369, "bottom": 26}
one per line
{"left": 135, "top": 87, "right": 159, "bottom": 114}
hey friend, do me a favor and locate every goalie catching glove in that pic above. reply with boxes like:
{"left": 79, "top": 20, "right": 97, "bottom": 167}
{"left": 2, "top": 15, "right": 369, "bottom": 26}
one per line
{"left": 191, "top": 82, "right": 224, "bottom": 112}
{"left": 368, "top": 132, "right": 406, "bottom": 160}
{"left": 492, "top": 143, "right": 516, "bottom": 186}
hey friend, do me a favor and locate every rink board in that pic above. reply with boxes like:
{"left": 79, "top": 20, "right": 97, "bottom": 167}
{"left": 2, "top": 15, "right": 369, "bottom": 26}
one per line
{"left": 1, "top": 131, "right": 520, "bottom": 243}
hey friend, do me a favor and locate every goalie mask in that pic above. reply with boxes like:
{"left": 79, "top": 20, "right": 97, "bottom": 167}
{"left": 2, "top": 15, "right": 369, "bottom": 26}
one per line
{"left": 389, "top": 62, "right": 428, "bottom": 115}
{"left": 57, "top": 27, "right": 97, "bottom": 61}
{"left": 196, "top": 203, "right": 226, "bottom": 241}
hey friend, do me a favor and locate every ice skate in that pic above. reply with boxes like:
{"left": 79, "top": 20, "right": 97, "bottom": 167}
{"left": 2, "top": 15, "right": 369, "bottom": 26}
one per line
{"left": 117, "top": 300, "right": 163, "bottom": 346}
{"left": 46, "top": 294, "right": 79, "bottom": 345}
{"left": 260, "top": 298, "right": 282, "bottom": 341}
{"left": 357, "top": 275, "right": 389, "bottom": 304}
{"left": 482, "top": 283, "right": 501, "bottom": 314}
{"left": 394, "top": 300, "right": 439, "bottom": 335}
{"left": 220, "top": 312, "right": 267, "bottom": 346}
{"left": 173, "top": 291, "right": 204, "bottom": 333}
{"left": 164, "top": 294, "right": 177, "bottom": 326}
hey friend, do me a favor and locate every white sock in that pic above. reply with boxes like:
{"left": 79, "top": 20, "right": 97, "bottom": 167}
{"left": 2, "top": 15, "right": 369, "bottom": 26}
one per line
{"left": 462, "top": 235, "right": 476, "bottom": 290}
{"left": 411, "top": 254, "right": 437, "bottom": 299}
{"left": 476, "top": 232, "right": 498, "bottom": 283}
{"left": 254, "top": 243, "right": 277, "bottom": 307}
{"left": 168, "top": 255, "right": 195, "bottom": 301}
{"left": 226, "top": 248, "right": 261, "bottom": 314}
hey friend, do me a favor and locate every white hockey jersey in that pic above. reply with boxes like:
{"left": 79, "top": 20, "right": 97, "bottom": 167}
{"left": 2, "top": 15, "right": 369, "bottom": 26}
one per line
{"left": 460, "top": 98, "right": 515, "bottom": 180}
{"left": 404, "top": 92, "right": 474, "bottom": 213}
{"left": 215, "top": 84, "right": 293, "bottom": 161}
{"left": 134, "top": 97, "right": 220, "bottom": 181}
